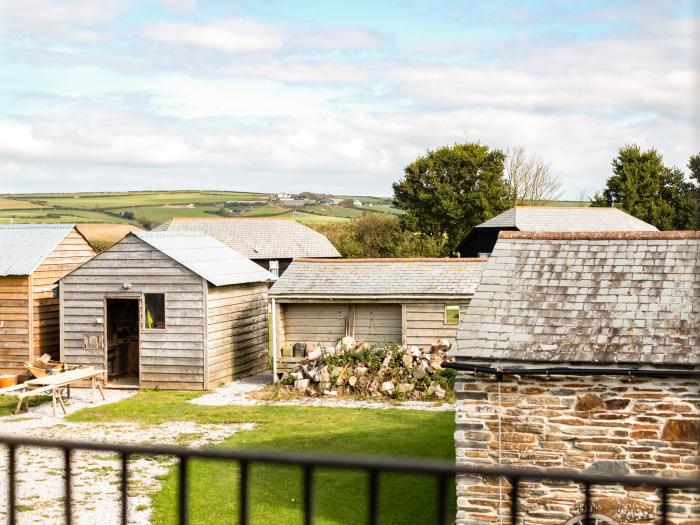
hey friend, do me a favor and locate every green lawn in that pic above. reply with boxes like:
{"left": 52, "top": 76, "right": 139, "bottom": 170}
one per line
{"left": 68, "top": 391, "right": 456, "bottom": 525}
{"left": 110, "top": 205, "right": 222, "bottom": 225}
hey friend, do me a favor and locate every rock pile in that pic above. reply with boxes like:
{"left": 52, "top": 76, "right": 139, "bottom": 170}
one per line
{"left": 281, "top": 337, "right": 454, "bottom": 400}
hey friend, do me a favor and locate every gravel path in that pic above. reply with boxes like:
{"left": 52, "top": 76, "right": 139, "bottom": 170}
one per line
{"left": 0, "top": 388, "right": 253, "bottom": 525}
{"left": 191, "top": 372, "right": 455, "bottom": 411}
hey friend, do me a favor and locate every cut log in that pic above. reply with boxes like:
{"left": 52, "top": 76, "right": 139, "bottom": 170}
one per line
{"left": 368, "top": 350, "right": 393, "bottom": 392}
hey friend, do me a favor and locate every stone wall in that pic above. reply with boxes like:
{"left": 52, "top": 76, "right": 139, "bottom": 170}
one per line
{"left": 454, "top": 368, "right": 700, "bottom": 525}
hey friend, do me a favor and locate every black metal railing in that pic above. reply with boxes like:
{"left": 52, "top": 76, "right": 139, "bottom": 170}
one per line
{"left": 2, "top": 435, "right": 698, "bottom": 525}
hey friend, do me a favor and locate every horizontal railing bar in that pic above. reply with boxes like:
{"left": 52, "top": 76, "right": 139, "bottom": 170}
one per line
{"left": 0, "top": 435, "right": 698, "bottom": 491}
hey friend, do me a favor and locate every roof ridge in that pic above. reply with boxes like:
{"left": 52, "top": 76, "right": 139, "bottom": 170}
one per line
{"left": 499, "top": 231, "right": 700, "bottom": 240}
{"left": 292, "top": 257, "right": 488, "bottom": 263}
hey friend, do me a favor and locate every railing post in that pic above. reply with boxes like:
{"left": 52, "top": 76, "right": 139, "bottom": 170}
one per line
{"left": 303, "top": 465, "right": 314, "bottom": 525}
{"left": 509, "top": 476, "right": 519, "bottom": 525}
{"left": 179, "top": 455, "right": 188, "bottom": 525}
{"left": 8, "top": 444, "right": 16, "bottom": 525}
{"left": 64, "top": 448, "right": 73, "bottom": 525}
{"left": 239, "top": 460, "right": 249, "bottom": 525}
{"left": 121, "top": 452, "right": 129, "bottom": 525}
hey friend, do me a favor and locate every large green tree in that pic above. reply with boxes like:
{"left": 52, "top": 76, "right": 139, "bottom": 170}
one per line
{"left": 689, "top": 152, "right": 700, "bottom": 229}
{"left": 591, "top": 145, "right": 698, "bottom": 230}
{"left": 392, "top": 143, "right": 510, "bottom": 253}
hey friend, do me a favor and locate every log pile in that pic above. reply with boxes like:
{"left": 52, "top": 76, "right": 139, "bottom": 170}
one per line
{"left": 281, "top": 337, "right": 454, "bottom": 400}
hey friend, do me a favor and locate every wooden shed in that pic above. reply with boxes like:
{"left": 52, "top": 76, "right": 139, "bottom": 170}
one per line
{"left": 268, "top": 258, "right": 486, "bottom": 375}
{"left": 0, "top": 224, "right": 95, "bottom": 375}
{"left": 60, "top": 231, "right": 275, "bottom": 390}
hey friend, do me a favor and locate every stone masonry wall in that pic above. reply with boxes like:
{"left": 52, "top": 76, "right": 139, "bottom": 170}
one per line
{"left": 455, "top": 369, "right": 700, "bottom": 525}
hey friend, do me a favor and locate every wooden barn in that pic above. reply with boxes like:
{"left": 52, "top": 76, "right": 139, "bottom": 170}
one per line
{"left": 268, "top": 258, "right": 486, "bottom": 375}
{"left": 59, "top": 231, "right": 275, "bottom": 390}
{"left": 0, "top": 224, "right": 95, "bottom": 375}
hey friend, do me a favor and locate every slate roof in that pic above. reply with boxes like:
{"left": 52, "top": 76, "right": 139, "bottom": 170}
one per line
{"left": 453, "top": 231, "right": 700, "bottom": 366}
{"left": 475, "top": 207, "right": 658, "bottom": 231}
{"left": 154, "top": 218, "right": 341, "bottom": 260}
{"left": 134, "top": 231, "right": 276, "bottom": 287}
{"left": 270, "top": 258, "right": 487, "bottom": 299}
{"left": 0, "top": 224, "right": 77, "bottom": 276}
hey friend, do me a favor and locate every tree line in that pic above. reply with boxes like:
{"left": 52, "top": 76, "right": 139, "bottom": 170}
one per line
{"left": 314, "top": 143, "right": 699, "bottom": 258}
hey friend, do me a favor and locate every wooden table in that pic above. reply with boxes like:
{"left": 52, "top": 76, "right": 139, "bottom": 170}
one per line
{"left": 0, "top": 367, "right": 106, "bottom": 417}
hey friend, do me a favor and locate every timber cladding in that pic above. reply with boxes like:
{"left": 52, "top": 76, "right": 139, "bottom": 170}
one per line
{"left": 275, "top": 301, "right": 469, "bottom": 350}
{"left": 0, "top": 227, "right": 95, "bottom": 375}
{"left": 0, "top": 276, "right": 31, "bottom": 373}
{"left": 60, "top": 234, "right": 270, "bottom": 390}
{"left": 454, "top": 371, "right": 700, "bottom": 525}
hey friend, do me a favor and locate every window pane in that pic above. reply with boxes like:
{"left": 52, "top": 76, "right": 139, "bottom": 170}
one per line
{"left": 445, "top": 305, "right": 460, "bottom": 325}
{"left": 145, "top": 294, "right": 166, "bottom": 329}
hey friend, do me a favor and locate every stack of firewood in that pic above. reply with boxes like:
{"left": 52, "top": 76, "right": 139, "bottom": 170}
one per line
{"left": 282, "top": 338, "right": 453, "bottom": 400}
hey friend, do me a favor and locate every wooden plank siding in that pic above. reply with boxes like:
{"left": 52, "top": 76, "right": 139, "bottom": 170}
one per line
{"left": 403, "top": 302, "right": 470, "bottom": 349}
{"left": 32, "top": 230, "right": 95, "bottom": 361}
{"left": 279, "top": 303, "right": 402, "bottom": 347}
{"left": 0, "top": 276, "right": 31, "bottom": 374}
{"left": 275, "top": 300, "right": 470, "bottom": 356}
{"left": 206, "top": 282, "right": 269, "bottom": 385}
{"left": 61, "top": 235, "right": 207, "bottom": 390}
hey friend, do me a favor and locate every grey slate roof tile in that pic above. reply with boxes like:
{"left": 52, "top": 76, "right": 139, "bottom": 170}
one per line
{"left": 154, "top": 218, "right": 340, "bottom": 260}
{"left": 270, "top": 258, "right": 487, "bottom": 298}
{"left": 453, "top": 231, "right": 700, "bottom": 366}
{"left": 476, "top": 206, "right": 658, "bottom": 231}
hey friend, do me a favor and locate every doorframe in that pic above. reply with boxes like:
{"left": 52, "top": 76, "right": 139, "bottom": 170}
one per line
{"left": 104, "top": 295, "right": 142, "bottom": 386}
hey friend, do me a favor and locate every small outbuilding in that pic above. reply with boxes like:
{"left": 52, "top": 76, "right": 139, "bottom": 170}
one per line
{"left": 0, "top": 224, "right": 95, "bottom": 375}
{"left": 154, "top": 218, "right": 341, "bottom": 277}
{"left": 451, "top": 231, "right": 699, "bottom": 525}
{"left": 60, "top": 231, "right": 275, "bottom": 390}
{"left": 456, "top": 206, "right": 658, "bottom": 258}
{"left": 269, "top": 258, "right": 486, "bottom": 375}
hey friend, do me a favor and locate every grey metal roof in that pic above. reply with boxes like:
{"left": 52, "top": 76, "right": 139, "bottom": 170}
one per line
{"left": 154, "top": 218, "right": 341, "bottom": 260}
{"left": 134, "top": 231, "right": 276, "bottom": 287}
{"left": 476, "top": 207, "right": 658, "bottom": 231}
{"left": 270, "top": 258, "right": 486, "bottom": 298}
{"left": 454, "top": 231, "right": 699, "bottom": 366}
{"left": 0, "top": 224, "right": 76, "bottom": 276}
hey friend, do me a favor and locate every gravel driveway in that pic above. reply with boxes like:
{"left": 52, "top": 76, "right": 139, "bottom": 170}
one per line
{"left": 0, "top": 388, "right": 253, "bottom": 525}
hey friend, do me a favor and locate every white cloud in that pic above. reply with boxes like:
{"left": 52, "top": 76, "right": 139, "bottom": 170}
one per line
{"left": 142, "top": 18, "right": 284, "bottom": 53}
{"left": 156, "top": 0, "right": 197, "bottom": 13}
{"left": 0, "top": 0, "right": 127, "bottom": 42}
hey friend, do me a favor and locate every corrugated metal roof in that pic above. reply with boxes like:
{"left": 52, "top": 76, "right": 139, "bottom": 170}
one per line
{"left": 453, "top": 231, "right": 700, "bottom": 365}
{"left": 270, "top": 258, "right": 486, "bottom": 298}
{"left": 154, "top": 218, "right": 341, "bottom": 259}
{"left": 134, "top": 231, "right": 276, "bottom": 287}
{"left": 0, "top": 224, "right": 76, "bottom": 276}
{"left": 476, "top": 207, "right": 658, "bottom": 231}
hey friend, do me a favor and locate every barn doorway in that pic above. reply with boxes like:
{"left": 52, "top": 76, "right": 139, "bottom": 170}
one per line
{"left": 105, "top": 298, "right": 140, "bottom": 387}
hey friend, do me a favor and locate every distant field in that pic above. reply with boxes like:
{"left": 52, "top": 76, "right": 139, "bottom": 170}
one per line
{"left": 294, "top": 211, "right": 349, "bottom": 224}
{"left": 0, "top": 198, "right": 42, "bottom": 209}
{"left": 7, "top": 191, "right": 268, "bottom": 210}
{"left": 0, "top": 208, "right": 134, "bottom": 224}
{"left": 110, "top": 205, "right": 221, "bottom": 225}
{"left": 77, "top": 223, "right": 140, "bottom": 247}
{"left": 301, "top": 205, "right": 365, "bottom": 219}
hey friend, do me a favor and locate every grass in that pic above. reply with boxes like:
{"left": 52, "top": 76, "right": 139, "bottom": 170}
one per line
{"left": 68, "top": 391, "right": 456, "bottom": 525}
{"left": 301, "top": 205, "right": 365, "bottom": 219}
{"left": 7, "top": 191, "right": 267, "bottom": 209}
{"left": 109, "top": 205, "right": 221, "bottom": 225}
{"left": 0, "top": 208, "right": 135, "bottom": 224}
{"left": 0, "top": 197, "right": 42, "bottom": 209}
{"left": 0, "top": 395, "right": 51, "bottom": 416}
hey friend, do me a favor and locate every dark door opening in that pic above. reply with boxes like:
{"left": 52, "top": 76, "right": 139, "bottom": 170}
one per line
{"left": 106, "top": 298, "right": 140, "bottom": 386}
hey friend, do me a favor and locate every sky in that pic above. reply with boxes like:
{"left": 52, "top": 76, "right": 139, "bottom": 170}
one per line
{"left": 0, "top": 0, "right": 698, "bottom": 198}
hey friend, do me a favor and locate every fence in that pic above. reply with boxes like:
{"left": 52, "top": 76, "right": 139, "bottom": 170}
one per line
{"left": 1, "top": 435, "right": 698, "bottom": 525}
